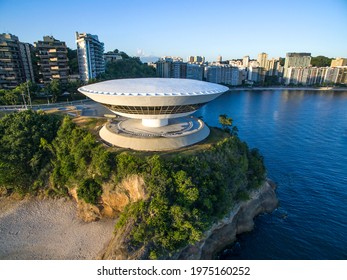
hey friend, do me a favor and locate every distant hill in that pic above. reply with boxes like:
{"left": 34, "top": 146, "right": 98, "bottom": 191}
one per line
{"left": 140, "top": 56, "right": 160, "bottom": 63}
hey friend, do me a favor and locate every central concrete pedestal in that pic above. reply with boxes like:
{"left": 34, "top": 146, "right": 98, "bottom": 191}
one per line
{"left": 99, "top": 116, "right": 209, "bottom": 151}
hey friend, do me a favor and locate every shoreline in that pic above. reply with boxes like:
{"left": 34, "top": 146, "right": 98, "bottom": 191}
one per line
{"left": 228, "top": 86, "right": 347, "bottom": 91}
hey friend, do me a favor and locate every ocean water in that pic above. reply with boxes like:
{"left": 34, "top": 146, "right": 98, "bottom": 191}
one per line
{"left": 195, "top": 89, "right": 347, "bottom": 260}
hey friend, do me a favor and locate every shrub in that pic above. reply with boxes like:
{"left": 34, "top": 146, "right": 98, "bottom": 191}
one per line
{"left": 77, "top": 178, "right": 102, "bottom": 205}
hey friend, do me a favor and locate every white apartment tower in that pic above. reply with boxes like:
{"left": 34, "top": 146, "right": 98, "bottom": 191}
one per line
{"left": 243, "top": 56, "right": 250, "bottom": 67}
{"left": 76, "top": 32, "right": 105, "bottom": 83}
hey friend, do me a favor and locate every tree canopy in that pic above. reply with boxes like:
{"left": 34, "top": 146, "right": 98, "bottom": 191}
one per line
{"left": 100, "top": 54, "right": 156, "bottom": 80}
{"left": 0, "top": 110, "right": 62, "bottom": 192}
{"left": 311, "top": 56, "right": 333, "bottom": 67}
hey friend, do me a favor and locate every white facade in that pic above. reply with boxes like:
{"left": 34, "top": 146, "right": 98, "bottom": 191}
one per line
{"left": 205, "top": 65, "right": 242, "bottom": 86}
{"left": 243, "top": 56, "right": 250, "bottom": 67}
{"left": 76, "top": 32, "right": 105, "bottom": 83}
{"left": 78, "top": 78, "right": 228, "bottom": 127}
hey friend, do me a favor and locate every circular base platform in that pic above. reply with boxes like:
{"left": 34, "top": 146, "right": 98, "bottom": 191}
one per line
{"left": 99, "top": 116, "right": 209, "bottom": 151}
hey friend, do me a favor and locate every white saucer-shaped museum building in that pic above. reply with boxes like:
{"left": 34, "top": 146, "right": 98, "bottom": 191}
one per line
{"left": 78, "top": 78, "right": 228, "bottom": 151}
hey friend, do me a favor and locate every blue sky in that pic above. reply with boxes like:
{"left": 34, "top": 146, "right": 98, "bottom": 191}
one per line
{"left": 1, "top": 0, "right": 346, "bottom": 61}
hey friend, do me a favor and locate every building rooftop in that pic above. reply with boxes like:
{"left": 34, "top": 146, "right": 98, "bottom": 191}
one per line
{"left": 79, "top": 78, "right": 229, "bottom": 97}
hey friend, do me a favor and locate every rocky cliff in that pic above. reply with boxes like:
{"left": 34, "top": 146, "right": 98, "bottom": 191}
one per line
{"left": 98, "top": 179, "right": 278, "bottom": 260}
{"left": 70, "top": 174, "right": 147, "bottom": 222}
{"left": 174, "top": 179, "right": 278, "bottom": 259}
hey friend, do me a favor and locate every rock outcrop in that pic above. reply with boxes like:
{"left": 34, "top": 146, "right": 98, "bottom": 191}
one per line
{"left": 70, "top": 174, "right": 147, "bottom": 222}
{"left": 98, "top": 179, "right": 278, "bottom": 260}
{"left": 174, "top": 179, "right": 278, "bottom": 259}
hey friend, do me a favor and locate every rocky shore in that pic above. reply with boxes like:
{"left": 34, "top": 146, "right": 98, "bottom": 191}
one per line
{"left": 98, "top": 179, "right": 278, "bottom": 260}
{"left": 174, "top": 179, "right": 278, "bottom": 259}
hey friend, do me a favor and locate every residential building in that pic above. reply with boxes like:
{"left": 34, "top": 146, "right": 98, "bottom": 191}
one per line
{"left": 284, "top": 52, "right": 311, "bottom": 69}
{"left": 0, "top": 33, "right": 34, "bottom": 89}
{"left": 19, "top": 42, "right": 35, "bottom": 83}
{"left": 247, "top": 66, "right": 262, "bottom": 83}
{"left": 104, "top": 51, "right": 123, "bottom": 63}
{"left": 205, "top": 65, "right": 241, "bottom": 85}
{"left": 331, "top": 57, "right": 347, "bottom": 67}
{"left": 243, "top": 56, "right": 250, "bottom": 68}
{"left": 186, "top": 63, "right": 204, "bottom": 80}
{"left": 266, "top": 58, "right": 280, "bottom": 76}
{"left": 257, "top": 52, "right": 268, "bottom": 68}
{"left": 283, "top": 52, "right": 311, "bottom": 84}
{"left": 156, "top": 57, "right": 185, "bottom": 78}
{"left": 76, "top": 32, "right": 105, "bottom": 83}
{"left": 282, "top": 65, "right": 347, "bottom": 86}
{"left": 217, "top": 55, "right": 222, "bottom": 63}
{"left": 156, "top": 59, "right": 172, "bottom": 78}
{"left": 172, "top": 61, "right": 187, "bottom": 79}
{"left": 194, "top": 56, "right": 205, "bottom": 64}
{"left": 34, "top": 36, "right": 69, "bottom": 84}
{"left": 336, "top": 67, "right": 347, "bottom": 84}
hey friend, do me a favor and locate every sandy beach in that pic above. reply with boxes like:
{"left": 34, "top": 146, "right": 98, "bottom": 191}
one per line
{"left": 0, "top": 197, "right": 116, "bottom": 260}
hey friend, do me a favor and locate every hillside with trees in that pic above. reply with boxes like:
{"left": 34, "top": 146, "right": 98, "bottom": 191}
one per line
{"left": 100, "top": 50, "right": 156, "bottom": 80}
{"left": 0, "top": 110, "right": 266, "bottom": 259}
{"left": 311, "top": 55, "right": 333, "bottom": 67}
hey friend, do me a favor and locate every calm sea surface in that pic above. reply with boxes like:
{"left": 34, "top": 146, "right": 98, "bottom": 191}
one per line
{"left": 195, "top": 89, "right": 347, "bottom": 260}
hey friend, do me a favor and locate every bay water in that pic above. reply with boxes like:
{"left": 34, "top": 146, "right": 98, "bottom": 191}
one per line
{"left": 195, "top": 89, "right": 347, "bottom": 260}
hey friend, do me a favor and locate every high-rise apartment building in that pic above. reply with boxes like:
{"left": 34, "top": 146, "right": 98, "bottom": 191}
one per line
{"left": 19, "top": 42, "right": 35, "bottom": 83}
{"left": 266, "top": 58, "right": 280, "bottom": 76}
{"left": 34, "top": 36, "right": 69, "bottom": 84}
{"left": 156, "top": 57, "right": 185, "bottom": 78}
{"left": 172, "top": 61, "right": 187, "bottom": 79}
{"left": 243, "top": 56, "right": 250, "bottom": 67}
{"left": 283, "top": 52, "right": 311, "bottom": 83}
{"left": 187, "top": 56, "right": 205, "bottom": 64}
{"left": 331, "top": 57, "right": 347, "bottom": 67}
{"left": 0, "top": 33, "right": 34, "bottom": 89}
{"left": 205, "top": 65, "right": 241, "bottom": 85}
{"left": 76, "top": 32, "right": 105, "bottom": 83}
{"left": 186, "top": 63, "right": 204, "bottom": 80}
{"left": 284, "top": 52, "right": 311, "bottom": 69}
{"left": 257, "top": 52, "right": 268, "bottom": 68}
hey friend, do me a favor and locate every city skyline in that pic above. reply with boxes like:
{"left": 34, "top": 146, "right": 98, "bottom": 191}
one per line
{"left": 1, "top": 0, "right": 346, "bottom": 62}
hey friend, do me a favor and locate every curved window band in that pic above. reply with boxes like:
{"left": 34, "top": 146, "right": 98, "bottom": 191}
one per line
{"left": 102, "top": 103, "right": 207, "bottom": 115}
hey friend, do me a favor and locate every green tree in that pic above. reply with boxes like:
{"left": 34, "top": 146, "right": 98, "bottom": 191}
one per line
{"left": 99, "top": 51, "right": 156, "bottom": 80}
{"left": 46, "top": 79, "right": 62, "bottom": 103}
{"left": 0, "top": 110, "right": 62, "bottom": 193}
{"left": 0, "top": 89, "right": 20, "bottom": 105}
{"left": 77, "top": 178, "right": 102, "bottom": 204}
{"left": 219, "top": 114, "right": 238, "bottom": 135}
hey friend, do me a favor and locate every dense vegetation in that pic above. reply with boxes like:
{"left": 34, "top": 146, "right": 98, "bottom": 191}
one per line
{"left": 115, "top": 136, "right": 265, "bottom": 259}
{"left": 0, "top": 110, "right": 62, "bottom": 193}
{"left": 100, "top": 52, "right": 156, "bottom": 80}
{"left": 0, "top": 110, "right": 266, "bottom": 258}
{"left": 311, "top": 55, "right": 332, "bottom": 67}
{"left": 0, "top": 111, "right": 112, "bottom": 197}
